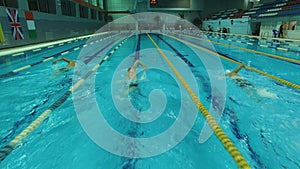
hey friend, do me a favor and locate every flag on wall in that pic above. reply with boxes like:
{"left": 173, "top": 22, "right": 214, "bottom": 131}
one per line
{"left": 0, "top": 24, "right": 5, "bottom": 42}
{"left": 25, "top": 11, "right": 37, "bottom": 39}
{"left": 6, "top": 8, "right": 24, "bottom": 40}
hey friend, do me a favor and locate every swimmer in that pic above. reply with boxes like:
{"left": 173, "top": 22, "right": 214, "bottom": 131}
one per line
{"left": 226, "top": 64, "right": 244, "bottom": 77}
{"left": 52, "top": 58, "right": 75, "bottom": 69}
{"left": 226, "top": 64, "right": 254, "bottom": 87}
{"left": 226, "top": 64, "right": 258, "bottom": 101}
{"left": 52, "top": 58, "right": 75, "bottom": 76}
{"left": 127, "top": 60, "right": 148, "bottom": 88}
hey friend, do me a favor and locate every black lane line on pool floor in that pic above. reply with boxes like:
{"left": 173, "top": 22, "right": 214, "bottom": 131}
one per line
{"left": 159, "top": 33, "right": 261, "bottom": 166}
{"left": 157, "top": 33, "right": 216, "bottom": 96}
{"left": 170, "top": 33, "right": 300, "bottom": 90}
{"left": 121, "top": 34, "right": 142, "bottom": 169}
{"left": 134, "top": 33, "right": 141, "bottom": 60}
{"left": 174, "top": 33, "right": 300, "bottom": 89}
{"left": 0, "top": 35, "right": 122, "bottom": 148}
{"left": 155, "top": 34, "right": 194, "bottom": 67}
{"left": 174, "top": 33, "right": 243, "bottom": 65}
{"left": 0, "top": 33, "right": 117, "bottom": 79}
{"left": 224, "top": 106, "right": 266, "bottom": 169}
{"left": 156, "top": 33, "right": 214, "bottom": 95}
{"left": 189, "top": 32, "right": 300, "bottom": 66}
{"left": 0, "top": 36, "right": 130, "bottom": 162}
{"left": 0, "top": 45, "right": 82, "bottom": 78}
{"left": 169, "top": 33, "right": 266, "bottom": 168}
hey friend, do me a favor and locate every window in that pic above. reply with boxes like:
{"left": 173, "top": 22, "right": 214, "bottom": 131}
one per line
{"left": 27, "top": 0, "right": 56, "bottom": 14}
{"left": 2, "top": 0, "right": 18, "bottom": 8}
{"left": 28, "top": 0, "right": 39, "bottom": 11}
{"left": 46, "top": 0, "right": 56, "bottom": 14}
{"left": 39, "top": 0, "right": 49, "bottom": 13}
{"left": 61, "top": 0, "right": 76, "bottom": 17}
{"left": 79, "top": 5, "right": 89, "bottom": 18}
{"left": 98, "top": 12, "right": 103, "bottom": 21}
{"left": 91, "top": 9, "right": 97, "bottom": 20}
{"left": 98, "top": 0, "right": 103, "bottom": 9}
{"left": 69, "top": 2, "right": 76, "bottom": 17}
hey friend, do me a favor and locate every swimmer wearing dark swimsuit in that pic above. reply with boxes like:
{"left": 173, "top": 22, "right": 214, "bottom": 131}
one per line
{"left": 235, "top": 78, "right": 254, "bottom": 88}
{"left": 226, "top": 64, "right": 253, "bottom": 88}
{"left": 129, "top": 83, "right": 138, "bottom": 87}
{"left": 52, "top": 58, "right": 75, "bottom": 69}
{"left": 226, "top": 64, "right": 259, "bottom": 101}
{"left": 127, "top": 60, "right": 147, "bottom": 89}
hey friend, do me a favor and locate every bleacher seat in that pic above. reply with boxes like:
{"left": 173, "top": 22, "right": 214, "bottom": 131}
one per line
{"left": 242, "top": 0, "right": 300, "bottom": 18}
{"left": 209, "top": 8, "right": 242, "bottom": 20}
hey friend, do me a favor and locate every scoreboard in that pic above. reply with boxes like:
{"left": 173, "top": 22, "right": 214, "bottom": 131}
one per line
{"left": 150, "top": 0, "right": 190, "bottom": 8}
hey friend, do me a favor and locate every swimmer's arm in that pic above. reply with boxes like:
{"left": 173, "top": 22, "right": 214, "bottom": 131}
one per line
{"left": 52, "top": 58, "right": 71, "bottom": 64}
{"left": 132, "top": 60, "right": 147, "bottom": 70}
{"left": 227, "top": 64, "right": 244, "bottom": 76}
{"left": 52, "top": 58, "right": 75, "bottom": 67}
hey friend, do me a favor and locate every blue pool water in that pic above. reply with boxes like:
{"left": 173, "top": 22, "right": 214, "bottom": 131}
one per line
{"left": 0, "top": 32, "right": 299, "bottom": 169}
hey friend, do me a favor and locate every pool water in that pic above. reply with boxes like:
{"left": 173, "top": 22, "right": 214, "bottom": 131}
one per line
{"left": 0, "top": 32, "right": 299, "bottom": 169}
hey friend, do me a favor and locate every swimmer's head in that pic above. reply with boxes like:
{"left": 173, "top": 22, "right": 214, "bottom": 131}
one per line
{"left": 225, "top": 70, "right": 231, "bottom": 74}
{"left": 128, "top": 67, "right": 131, "bottom": 72}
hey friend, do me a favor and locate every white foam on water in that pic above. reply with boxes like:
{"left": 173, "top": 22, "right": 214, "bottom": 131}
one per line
{"left": 257, "top": 88, "right": 278, "bottom": 99}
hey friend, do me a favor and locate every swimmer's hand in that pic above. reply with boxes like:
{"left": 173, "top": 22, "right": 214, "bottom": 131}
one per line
{"left": 226, "top": 71, "right": 236, "bottom": 77}
{"left": 143, "top": 65, "right": 148, "bottom": 70}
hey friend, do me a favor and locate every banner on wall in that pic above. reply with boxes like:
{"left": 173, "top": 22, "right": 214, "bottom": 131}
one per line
{"left": 25, "top": 11, "right": 37, "bottom": 39}
{"left": 0, "top": 24, "right": 5, "bottom": 42}
{"left": 6, "top": 8, "right": 24, "bottom": 40}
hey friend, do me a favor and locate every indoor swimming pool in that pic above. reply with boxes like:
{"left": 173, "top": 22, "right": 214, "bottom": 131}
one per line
{"left": 0, "top": 31, "right": 299, "bottom": 169}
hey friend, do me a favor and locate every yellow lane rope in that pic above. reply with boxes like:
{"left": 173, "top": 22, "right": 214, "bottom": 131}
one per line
{"left": 147, "top": 33, "right": 251, "bottom": 169}
{"left": 163, "top": 33, "right": 300, "bottom": 90}
{"left": 0, "top": 39, "right": 127, "bottom": 162}
{"left": 179, "top": 33, "right": 300, "bottom": 65}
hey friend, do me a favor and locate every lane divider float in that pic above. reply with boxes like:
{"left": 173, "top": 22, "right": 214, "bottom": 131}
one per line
{"left": 0, "top": 34, "right": 121, "bottom": 79}
{"left": 147, "top": 33, "right": 251, "bottom": 169}
{"left": 0, "top": 38, "right": 128, "bottom": 162}
{"left": 179, "top": 33, "right": 300, "bottom": 65}
{"left": 164, "top": 33, "right": 300, "bottom": 90}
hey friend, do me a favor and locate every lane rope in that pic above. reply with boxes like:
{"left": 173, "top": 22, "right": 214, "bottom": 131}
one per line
{"left": 156, "top": 34, "right": 194, "bottom": 67}
{"left": 0, "top": 37, "right": 129, "bottom": 162}
{"left": 0, "top": 34, "right": 120, "bottom": 79}
{"left": 147, "top": 33, "right": 251, "bottom": 169}
{"left": 163, "top": 33, "right": 300, "bottom": 90}
{"left": 180, "top": 33, "right": 300, "bottom": 65}
{"left": 0, "top": 32, "right": 110, "bottom": 57}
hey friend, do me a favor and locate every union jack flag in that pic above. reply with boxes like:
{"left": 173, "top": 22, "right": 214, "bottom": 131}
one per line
{"left": 6, "top": 8, "right": 24, "bottom": 40}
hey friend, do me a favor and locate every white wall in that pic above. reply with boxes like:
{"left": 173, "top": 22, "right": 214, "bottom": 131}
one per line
{"left": 106, "top": 0, "right": 136, "bottom": 20}
{"left": 203, "top": 0, "right": 246, "bottom": 18}
{"left": 203, "top": 17, "right": 251, "bottom": 34}
{"left": 108, "top": 0, "right": 204, "bottom": 24}
{"left": 260, "top": 20, "right": 300, "bottom": 39}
